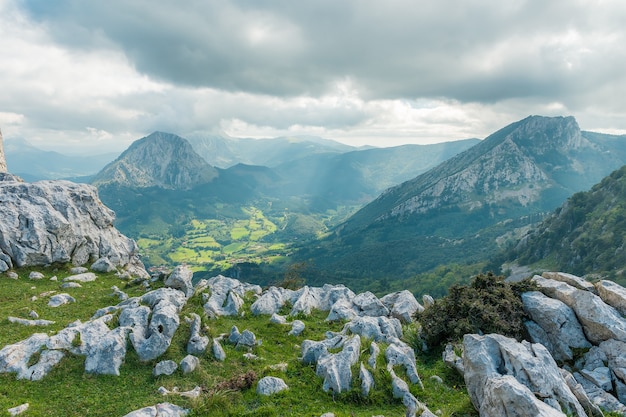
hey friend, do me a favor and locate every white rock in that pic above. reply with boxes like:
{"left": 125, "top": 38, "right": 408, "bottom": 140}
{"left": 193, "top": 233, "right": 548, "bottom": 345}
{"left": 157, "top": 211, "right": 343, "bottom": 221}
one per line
{"left": 185, "top": 313, "right": 209, "bottom": 355}
{"left": 251, "top": 287, "right": 285, "bottom": 315}
{"left": 289, "top": 320, "right": 305, "bottom": 336}
{"left": 154, "top": 360, "right": 178, "bottom": 376}
{"left": 69, "top": 267, "right": 88, "bottom": 275}
{"left": 122, "top": 402, "right": 189, "bottom": 417}
{"left": 91, "top": 257, "right": 117, "bottom": 273}
{"left": 212, "top": 339, "right": 226, "bottom": 362}
{"left": 256, "top": 376, "right": 288, "bottom": 395}
{"left": 61, "top": 282, "right": 82, "bottom": 289}
{"left": 270, "top": 313, "right": 287, "bottom": 324}
{"left": 542, "top": 271, "right": 597, "bottom": 293}
{"left": 180, "top": 355, "right": 199, "bottom": 374}
{"left": 7, "top": 317, "right": 55, "bottom": 326}
{"left": 580, "top": 367, "right": 613, "bottom": 391}
{"left": 64, "top": 272, "right": 96, "bottom": 283}
{"left": 359, "top": 362, "right": 374, "bottom": 396}
{"left": 380, "top": 290, "right": 423, "bottom": 323}
{"left": 315, "top": 335, "right": 361, "bottom": 393}
{"left": 47, "top": 293, "right": 75, "bottom": 307}
{"left": 596, "top": 280, "right": 626, "bottom": 316}
{"left": 164, "top": 265, "right": 194, "bottom": 298}
{"left": 352, "top": 291, "right": 389, "bottom": 317}
{"left": 325, "top": 298, "right": 357, "bottom": 322}
{"left": 84, "top": 327, "right": 130, "bottom": 376}
{"left": 29, "top": 272, "right": 44, "bottom": 280}
{"left": 6, "top": 271, "right": 18, "bottom": 279}
{"left": 7, "top": 403, "right": 29, "bottom": 416}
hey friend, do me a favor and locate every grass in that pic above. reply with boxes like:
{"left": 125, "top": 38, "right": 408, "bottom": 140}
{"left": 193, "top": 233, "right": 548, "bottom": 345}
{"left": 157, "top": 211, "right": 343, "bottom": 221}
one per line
{"left": 0, "top": 266, "right": 477, "bottom": 416}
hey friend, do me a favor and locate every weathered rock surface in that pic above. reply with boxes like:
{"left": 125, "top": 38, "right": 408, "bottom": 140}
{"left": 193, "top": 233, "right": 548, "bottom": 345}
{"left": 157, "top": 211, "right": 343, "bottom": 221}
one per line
{"left": 597, "top": 280, "right": 626, "bottom": 316}
{"left": 7, "top": 317, "right": 55, "bottom": 326}
{"left": 84, "top": 326, "right": 130, "bottom": 376}
{"left": 180, "top": 355, "right": 199, "bottom": 374}
{"left": 154, "top": 360, "right": 178, "bottom": 376}
{"left": 64, "top": 272, "right": 97, "bottom": 283}
{"left": 122, "top": 402, "right": 189, "bottom": 417}
{"left": 164, "top": 265, "right": 194, "bottom": 298}
{"left": 256, "top": 376, "right": 289, "bottom": 395}
{"left": 185, "top": 313, "right": 209, "bottom": 355}
{"left": 47, "top": 293, "right": 75, "bottom": 307}
{"left": 380, "top": 290, "right": 423, "bottom": 323}
{"left": 0, "top": 177, "right": 148, "bottom": 276}
{"left": 203, "top": 275, "right": 261, "bottom": 317}
{"left": 315, "top": 335, "right": 361, "bottom": 393}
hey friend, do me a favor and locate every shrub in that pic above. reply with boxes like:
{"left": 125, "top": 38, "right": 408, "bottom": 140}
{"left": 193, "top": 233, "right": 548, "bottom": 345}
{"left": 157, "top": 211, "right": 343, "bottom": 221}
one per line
{"left": 416, "top": 272, "right": 533, "bottom": 348}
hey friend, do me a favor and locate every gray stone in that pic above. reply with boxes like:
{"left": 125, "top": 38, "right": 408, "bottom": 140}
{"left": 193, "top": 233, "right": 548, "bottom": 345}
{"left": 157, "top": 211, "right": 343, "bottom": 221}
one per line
{"left": 61, "top": 282, "right": 82, "bottom": 289}
{"left": 534, "top": 275, "right": 626, "bottom": 343}
{"left": 212, "top": 339, "right": 226, "bottom": 361}
{"left": 559, "top": 369, "right": 604, "bottom": 417}
{"left": 180, "top": 355, "right": 199, "bottom": 374}
{"left": 29, "top": 272, "right": 44, "bottom": 280}
{"left": 203, "top": 275, "right": 261, "bottom": 318}
{"left": 47, "top": 293, "right": 75, "bottom": 307}
{"left": 64, "top": 272, "right": 96, "bottom": 283}
{"left": 542, "top": 271, "right": 597, "bottom": 293}
{"left": 7, "top": 317, "right": 55, "bottom": 326}
{"left": 315, "top": 335, "right": 361, "bottom": 393}
{"left": 164, "top": 265, "right": 194, "bottom": 298}
{"left": 251, "top": 287, "right": 285, "bottom": 315}
{"left": 574, "top": 371, "right": 626, "bottom": 415}
{"left": 256, "top": 376, "right": 288, "bottom": 395}
{"left": 69, "top": 266, "right": 88, "bottom": 274}
{"left": 140, "top": 288, "right": 187, "bottom": 311}
{"left": 84, "top": 327, "right": 130, "bottom": 376}
{"left": 325, "top": 298, "right": 357, "bottom": 322}
{"left": 359, "top": 362, "right": 374, "bottom": 396}
{"left": 7, "top": 403, "right": 29, "bottom": 416}
{"left": 343, "top": 316, "right": 402, "bottom": 342}
{"left": 385, "top": 343, "right": 423, "bottom": 388}
{"left": 110, "top": 285, "right": 129, "bottom": 301}
{"left": 301, "top": 336, "right": 345, "bottom": 365}
{"left": 522, "top": 291, "right": 591, "bottom": 361}
{"left": 352, "top": 291, "right": 389, "bottom": 317}
{"left": 91, "top": 257, "right": 117, "bottom": 273}
{"left": 270, "top": 313, "right": 287, "bottom": 324}
{"left": 28, "top": 310, "right": 38, "bottom": 319}
{"left": 380, "top": 290, "right": 423, "bottom": 323}
{"left": 122, "top": 402, "right": 189, "bottom": 417}
{"left": 289, "top": 320, "right": 305, "bottom": 336}
{"left": 228, "top": 326, "right": 241, "bottom": 344}
{"left": 185, "top": 313, "right": 209, "bottom": 355}
{"left": 422, "top": 294, "right": 434, "bottom": 308}
{"left": 237, "top": 329, "right": 257, "bottom": 348}
{"left": 580, "top": 367, "right": 612, "bottom": 391}
{"left": 596, "top": 280, "right": 626, "bottom": 316}
{"left": 290, "top": 286, "right": 324, "bottom": 316}
{"left": 368, "top": 341, "right": 380, "bottom": 369}
{"left": 154, "top": 360, "right": 178, "bottom": 376}
{"left": 442, "top": 343, "right": 464, "bottom": 375}
{"left": 463, "top": 333, "right": 587, "bottom": 417}
{"left": 6, "top": 271, "right": 18, "bottom": 279}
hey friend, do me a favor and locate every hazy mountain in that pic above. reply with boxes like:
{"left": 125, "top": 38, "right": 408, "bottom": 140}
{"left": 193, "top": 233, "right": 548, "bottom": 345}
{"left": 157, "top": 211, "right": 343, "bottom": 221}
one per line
{"left": 499, "top": 164, "right": 626, "bottom": 284}
{"left": 4, "top": 137, "right": 117, "bottom": 181}
{"left": 186, "top": 132, "right": 357, "bottom": 168}
{"left": 295, "top": 116, "right": 626, "bottom": 285}
{"left": 92, "top": 131, "right": 218, "bottom": 190}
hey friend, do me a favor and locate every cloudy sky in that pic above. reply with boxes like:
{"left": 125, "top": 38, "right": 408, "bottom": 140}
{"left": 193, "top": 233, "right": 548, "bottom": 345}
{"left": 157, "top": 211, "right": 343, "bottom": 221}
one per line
{"left": 1, "top": 0, "right": 625, "bottom": 154}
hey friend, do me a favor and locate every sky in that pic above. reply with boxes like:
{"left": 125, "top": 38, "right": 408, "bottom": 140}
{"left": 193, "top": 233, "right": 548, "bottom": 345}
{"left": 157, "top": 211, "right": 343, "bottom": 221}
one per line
{"left": 1, "top": 0, "right": 626, "bottom": 155}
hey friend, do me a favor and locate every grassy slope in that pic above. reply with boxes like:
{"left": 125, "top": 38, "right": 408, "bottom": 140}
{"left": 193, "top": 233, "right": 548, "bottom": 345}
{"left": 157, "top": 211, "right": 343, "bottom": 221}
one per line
{"left": 0, "top": 267, "right": 476, "bottom": 417}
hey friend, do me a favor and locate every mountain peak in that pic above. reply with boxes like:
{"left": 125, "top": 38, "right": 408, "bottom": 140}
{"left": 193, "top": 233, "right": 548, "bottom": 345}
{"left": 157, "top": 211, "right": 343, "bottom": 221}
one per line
{"left": 92, "top": 131, "right": 218, "bottom": 190}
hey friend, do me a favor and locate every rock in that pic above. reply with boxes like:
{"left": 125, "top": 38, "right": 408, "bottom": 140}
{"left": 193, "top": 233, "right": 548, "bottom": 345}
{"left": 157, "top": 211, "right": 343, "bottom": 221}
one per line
{"left": 289, "top": 320, "right": 305, "bottom": 336}
{"left": 237, "top": 329, "right": 257, "bottom": 348}
{"left": 559, "top": 369, "right": 604, "bottom": 417}
{"left": 542, "top": 271, "right": 597, "bottom": 293}
{"left": 385, "top": 343, "right": 423, "bottom": 388}
{"left": 463, "top": 333, "right": 587, "bottom": 417}
{"left": 61, "top": 282, "right": 82, "bottom": 289}
{"left": 251, "top": 287, "right": 285, "bottom": 315}
{"left": 154, "top": 360, "right": 178, "bottom": 376}
{"left": 0, "top": 129, "right": 6, "bottom": 173}
{"left": 212, "top": 339, "right": 226, "bottom": 361}
{"left": 422, "top": 294, "right": 434, "bottom": 308}
{"left": 521, "top": 291, "right": 591, "bottom": 361}
{"left": 442, "top": 343, "right": 464, "bottom": 375}
{"left": 359, "top": 362, "right": 374, "bottom": 396}
{"left": 164, "top": 265, "right": 194, "bottom": 298}
{"left": 352, "top": 291, "right": 389, "bottom": 317}
{"left": 140, "top": 288, "right": 187, "bottom": 311}
{"left": 49, "top": 276, "right": 57, "bottom": 281}
{"left": 7, "top": 317, "right": 55, "bottom": 326}
{"left": 301, "top": 336, "right": 345, "bottom": 365}
{"left": 228, "top": 326, "right": 241, "bottom": 344}
{"left": 270, "top": 313, "right": 287, "bottom": 324}
{"left": 243, "top": 353, "right": 259, "bottom": 361}
{"left": 69, "top": 266, "right": 88, "bottom": 274}
{"left": 7, "top": 403, "right": 29, "bottom": 416}
{"left": 290, "top": 286, "right": 324, "bottom": 316}
{"left": 64, "top": 272, "right": 97, "bottom": 283}
{"left": 325, "top": 298, "right": 357, "bottom": 322}
{"left": 580, "top": 367, "right": 612, "bottom": 391}
{"left": 29, "top": 272, "right": 44, "bottom": 280}
{"left": 368, "top": 341, "right": 380, "bottom": 369}
{"left": 180, "top": 355, "right": 199, "bottom": 374}
{"left": 534, "top": 275, "right": 626, "bottom": 343}
{"left": 256, "top": 376, "right": 288, "bottom": 395}
{"left": 111, "top": 285, "right": 129, "bottom": 301}
{"left": 122, "top": 402, "right": 189, "bottom": 417}
{"left": 203, "top": 275, "right": 261, "bottom": 318}
{"left": 185, "top": 313, "right": 209, "bottom": 355}
{"left": 390, "top": 368, "right": 411, "bottom": 399}
{"left": 21, "top": 349, "right": 65, "bottom": 381}
{"left": 380, "top": 290, "right": 423, "bottom": 323}
{"left": 91, "top": 257, "right": 117, "bottom": 273}
{"left": 596, "top": 280, "right": 626, "bottom": 316}
{"left": 84, "top": 327, "right": 130, "bottom": 376}
{"left": 430, "top": 375, "right": 443, "bottom": 384}
{"left": 0, "top": 179, "right": 148, "bottom": 276}
{"left": 48, "top": 293, "right": 75, "bottom": 307}
{"left": 573, "top": 371, "right": 626, "bottom": 415}
{"left": 158, "top": 386, "right": 202, "bottom": 399}
{"left": 6, "top": 271, "right": 18, "bottom": 279}
{"left": 315, "top": 335, "right": 361, "bottom": 393}
{"left": 343, "top": 316, "right": 403, "bottom": 342}
{"left": 28, "top": 310, "right": 38, "bottom": 319}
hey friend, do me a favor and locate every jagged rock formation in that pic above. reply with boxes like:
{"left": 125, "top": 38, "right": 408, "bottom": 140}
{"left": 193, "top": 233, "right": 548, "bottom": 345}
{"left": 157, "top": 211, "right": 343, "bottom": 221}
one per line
{"left": 92, "top": 131, "right": 218, "bottom": 190}
{"left": 0, "top": 128, "right": 7, "bottom": 173}
{"left": 0, "top": 177, "right": 147, "bottom": 276}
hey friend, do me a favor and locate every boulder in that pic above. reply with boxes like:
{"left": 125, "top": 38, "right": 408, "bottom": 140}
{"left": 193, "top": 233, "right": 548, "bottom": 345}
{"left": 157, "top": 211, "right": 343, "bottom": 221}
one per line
{"left": 180, "top": 355, "right": 199, "bottom": 374}
{"left": 29, "top": 272, "right": 44, "bottom": 280}
{"left": 352, "top": 291, "right": 389, "bottom": 317}
{"left": 47, "top": 293, "right": 75, "bottom": 307}
{"left": 63, "top": 272, "right": 97, "bottom": 283}
{"left": 542, "top": 271, "right": 597, "bottom": 293}
{"left": 110, "top": 285, "right": 129, "bottom": 301}
{"left": 84, "top": 327, "right": 130, "bottom": 376}
{"left": 442, "top": 343, "right": 464, "bottom": 375}
{"left": 270, "top": 313, "right": 287, "bottom": 324}
{"left": 164, "top": 265, "right": 194, "bottom": 298}
{"left": 212, "top": 339, "right": 226, "bottom": 362}
{"left": 318, "top": 284, "right": 356, "bottom": 311}
{"left": 122, "top": 402, "right": 189, "bottom": 417}
{"left": 91, "top": 257, "right": 117, "bottom": 273}
{"left": 325, "top": 299, "right": 357, "bottom": 322}
{"left": 0, "top": 179, "right": 147, "bottom": 276}
{"left": 7, "top": 403, "right": 29, "bottom": 416}
{"left": 385, "top": 343, "right": 423, "bottom": 388}
{"left": 289, "top": 320, "right": 305, "bottom": 336}
{"left": 573, "top": 371, "right": 626, "bottom": 415}
{"left": 251, "top": 287, "right": 285, "bottom": 315}
{"left": 422, "top": 294, "right": 435, "bottom": 308}
{"left": 154, "top": 360, "right": 178, "bottom": 376}
{"left": 60, "top": 282, "right": 82, "bottom": 289}
{"left": 380, "top": 290, "right": 423, "bottom": 323}
{"left": 185, "top": 313, "right": 209, "bottom": 355}
{"left": 463, "top": 333, "right": 587, "bottom": 417}
{"left": 256, "top": 376, "right": 288, "bottom": 396}
{"left": 203, "top": 275, "right": 260, "bottom": 317}
{"left": 236, "top": 329, "right": 257, "bottom": 348}
{"left": 315, "top": 335, "right": 361, "bottom": 393}
{"left": 343, "top": 316, "right": 402, "bottom": 342}
{"left": 533, "top": 276, "right": 626, "bottom": 343}
{"left": 228, "top": 326, "right": 241, "bottom": 344}
{"left": 7, "top": 317, "right": 55, "bottom": 326}
{"left": 290, "top": 286, "right": 324, "bottom": 316}
{"left": 596, "top": 280, "right": 626, "bottom": 316}
{"left": 368, "top": 341, "right": 380, "bottom": 369}
{"left": 301, "top": 336, "right": 345, "bottom": 365}
{"left": 521, "top": 291, "right": 591, "bottom": 361}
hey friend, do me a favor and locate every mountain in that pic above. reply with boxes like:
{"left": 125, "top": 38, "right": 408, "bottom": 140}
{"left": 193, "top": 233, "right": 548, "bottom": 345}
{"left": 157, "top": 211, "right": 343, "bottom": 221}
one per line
{"left": 500, "top": 164, "right": 626, "bottom": 285}
{"left": 185, "top": 132, "right": 357, "bottom": 168}
{"left": 92, "top": 131, "right": 218, "bottom": 190}
{"left": 295, "top": 116, "right": 626, "bottom": 286}
{"left": 3, "top": 137, "right": 117, "bottom": 182}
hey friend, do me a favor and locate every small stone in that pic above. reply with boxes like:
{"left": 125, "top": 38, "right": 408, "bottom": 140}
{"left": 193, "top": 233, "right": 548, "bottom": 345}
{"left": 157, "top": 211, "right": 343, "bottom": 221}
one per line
{"left": 237, "top": 329, "right": 257, "bottom": 348}
{"left": 47, "top": 293, "right": 75, "bottom": 307}
{"left": 49, "top": 276, "right": 58, "bottom": 281}
{"left": 6, "top": 271, "right": 18, "bottom": 279}
{"left": 28, "top": 310, "right": 39, "bottom": 319}
{"left": 154, "top": 360, "right": 178, "bottom": 376}
{"left": 7, "top": 403, "right": 29, "bottom": 416}
{"left": 270, "top": 313, "right": 287, "bottom": 324}
{"left": 180, "top": 355, "right": 199, "bottom": 374}
{"left": 256, "top": 376, "right": 288, "bottom": 396}
{"left": 61, "top": 282, "right": 82, "bottom": 289}
{"left": 289, "top": 320, "right": 305, "bottom": 336}
{"left": 29, "top": 271, "right": 44, "bottom": 280}
{"left": 212, "top": 339, "right": 226, "bottom": 361}
{"left": 70, "top": 267, "right": 88, "bottom": 274}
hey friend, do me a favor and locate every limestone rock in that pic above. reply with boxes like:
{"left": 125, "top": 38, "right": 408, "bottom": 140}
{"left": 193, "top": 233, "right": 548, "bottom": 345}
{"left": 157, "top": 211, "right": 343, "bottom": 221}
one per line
{"left": 0, "top": 179, "right": 147, "bottom": 276}
{"left": 343, "top": 316, "right": 402, "bottom": 342}
{"left": 422, "top": 294, "right": 435, "bottom": 308}
{"left": 522, "top": 291, "right": 591, "bottom": 361}
{"left": 315, "top": 335, "right": 361, "bottom": 393}
{"left": 122, "top": 402, "right": 189, "bottom": 417}
{"left": 185, "top": 313, "right": 208, "bottom": 355}
{"left": 7, "top": 403, "right": 29, "bottom": 416}
{"left": 368, "top": 341, "right": 380, "bottom": 369}
{"left": 203, "top": 275, "right": 260, "bottom": 317}
{"left": 326, "top": 298, "right": 357, "bottom": 322}
{"left": 301, "top": 336, "right": 345, "bottom": 365}
{"left": 380, "top": 290, "right": 423, "bottom": 323}
{"left": 533, "top": 275, "right": 626, "bottom": 343}
{"left": 84, "top": 326, "right": 129, "bottom": 376}
{"left": 386, "top": 343, "right": 423, "bottom": 388}
{"left": 29, "top": 272, "right": 44, "bottom": 280}
{"left": 463, "top": 333, "right": 587, "bottom": 417}
{"left": 164, "top": 265, "right": 194, "bottom": 298}
{"left": 91, "top": 257, "right": 117, "bottom": 273}
{"left": 180, "top": 355, "right": 199, "bottom": 374}
{"left": 7, "top": 317, "right": 55, "bottom": 326}
{"left": 559, "top": 369, "right": 604, "bottom": 417}
{"left": 251, "top": 287, "right": 286, "bottom": 316}
{"left": 61, "top": 282, "right": 82, "bottom": 289}
{"left": 154, "top": 360, "right": 178, "bottom": 376}
{"left": 6, "top": 271, "right": 18, "bottom": 279}
{"left": 596, "top": 280, "right": 626, "bottom": 316}
{"left": 48, "top": 293, "right": 75, "bottom": 307}
{"left": 63, "top": 272, "right": 97, "bottom": 283}
{"left": 257, "top": 376, "right": 288, "bottom": 396}
{"left": 573, "top": 371, "right": 626, "bottom": 415}
{"left": 542, "top": 271, "right": 597, "bottom": 293}
{"left": 442, "top": 343, "right": 464, "bottom": 375}
{"left": 237, "top": 329, "right": 257, "bottom": 348}
{"left": 289, "top": 320, "right": 305, "bottom": 336}
{"left": 0, "top": 128, "right": 6, "bottom": 173}
{"left": 270, "top": 313, "right": 287, "bottom": 324}
{"left": 212, "top": 339, "right": 226, "bottom": 361}
{"left": 352, "top": 291, "right": 389, "bottom": 317}
{"left": 359, "top": 362, "right": 374, "bottom": 396}
{"left": 290, "top": 286, "right": 324, "bottom": 316}
{"left": 110, "top": 285, "right": 129, "bottom": 301}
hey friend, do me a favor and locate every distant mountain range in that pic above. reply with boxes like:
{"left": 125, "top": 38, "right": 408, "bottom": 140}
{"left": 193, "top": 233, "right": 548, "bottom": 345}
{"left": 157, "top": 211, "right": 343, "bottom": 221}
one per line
{"left": 295, "top": 116, "right": 626, "bottom": 287}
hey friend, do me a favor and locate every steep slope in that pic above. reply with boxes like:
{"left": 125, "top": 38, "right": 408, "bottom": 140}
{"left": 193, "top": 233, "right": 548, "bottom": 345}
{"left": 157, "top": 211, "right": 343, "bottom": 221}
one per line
{"left": 295, "top": 116, "right": 626, "bottom": 285}
{"left": 501, "top": 164, "right": 626, "bottom": 283}
{"left": 92, "top": 132, "right": 217, "bottom": 190}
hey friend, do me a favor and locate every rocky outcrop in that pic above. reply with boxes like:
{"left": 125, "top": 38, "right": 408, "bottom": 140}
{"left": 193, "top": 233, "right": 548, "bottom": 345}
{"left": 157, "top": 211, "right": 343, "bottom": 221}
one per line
{"left": 0, "top": 176, "right": 147, "bottom": 276}
{"left": 0, "top": 128, "right": 7, "bottom": 173}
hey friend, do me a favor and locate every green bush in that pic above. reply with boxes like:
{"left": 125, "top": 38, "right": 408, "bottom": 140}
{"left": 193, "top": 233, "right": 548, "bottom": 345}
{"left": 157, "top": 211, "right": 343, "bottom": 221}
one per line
{"left": 416, "top": 272, "right": 534, "bottom": 348}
